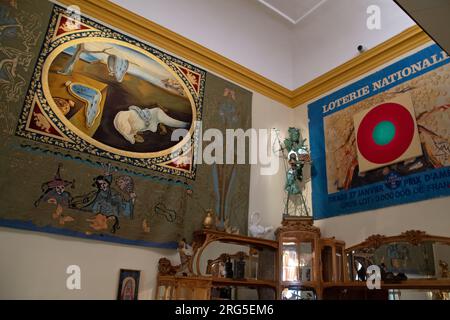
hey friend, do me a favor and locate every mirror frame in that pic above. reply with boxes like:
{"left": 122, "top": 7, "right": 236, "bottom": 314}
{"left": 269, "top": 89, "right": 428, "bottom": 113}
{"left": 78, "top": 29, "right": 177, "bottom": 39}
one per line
{"left": 344, "top": 230, "right": 450, "bottom": 281}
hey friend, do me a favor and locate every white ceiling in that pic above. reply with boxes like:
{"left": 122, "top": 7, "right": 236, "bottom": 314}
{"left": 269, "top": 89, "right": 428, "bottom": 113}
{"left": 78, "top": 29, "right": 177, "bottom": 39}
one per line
{"left": 111, "top": 0, "right": 416, "bottom": 89}
{"left": 257, "top": 0, "right": 328, "bottom": 24}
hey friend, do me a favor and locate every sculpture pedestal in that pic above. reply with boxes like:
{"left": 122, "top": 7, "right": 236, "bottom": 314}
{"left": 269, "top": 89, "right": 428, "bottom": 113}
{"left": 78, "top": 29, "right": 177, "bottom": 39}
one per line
{"left": 284, "top": 192, "right": 310, "bottom": 218}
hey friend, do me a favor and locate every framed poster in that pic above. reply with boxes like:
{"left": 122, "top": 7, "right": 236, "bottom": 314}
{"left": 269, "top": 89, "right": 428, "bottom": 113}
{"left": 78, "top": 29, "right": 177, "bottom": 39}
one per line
{"left": 117, "top": 269, "right": 141, "bottom": 300}
{"left": 308, "top": 44, "right": 450, "bottom": 219}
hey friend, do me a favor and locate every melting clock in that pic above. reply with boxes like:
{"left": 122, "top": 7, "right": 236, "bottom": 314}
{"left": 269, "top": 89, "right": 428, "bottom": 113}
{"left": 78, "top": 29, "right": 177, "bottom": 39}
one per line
{"left": 66, "top": 81, "right": 102, "bottom": 128}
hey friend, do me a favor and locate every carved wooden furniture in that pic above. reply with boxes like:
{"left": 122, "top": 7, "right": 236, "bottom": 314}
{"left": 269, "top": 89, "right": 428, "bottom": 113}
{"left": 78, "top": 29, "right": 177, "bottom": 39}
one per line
{"left": 156, "top": 229, "right": 279, "bottom": 300}
{"left": 156, "top": 228, "right": 450, "bottom": 300}
{"left": 155, "top": 276, "right": 212, "bottom": 300}
{"left": 276, "top": 218, "right": 346, "bottom": 300}
{"left": 320, "top": 237, "right": 346, "bottom": 284}
{"left": 322, "top": 230, "right": 450, "bottom": 300}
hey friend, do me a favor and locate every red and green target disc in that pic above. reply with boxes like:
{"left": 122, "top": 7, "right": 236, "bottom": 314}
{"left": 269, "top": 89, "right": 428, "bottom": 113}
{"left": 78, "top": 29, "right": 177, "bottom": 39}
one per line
{"left": 356, "top": 102, "right": 415, "bottom": 164}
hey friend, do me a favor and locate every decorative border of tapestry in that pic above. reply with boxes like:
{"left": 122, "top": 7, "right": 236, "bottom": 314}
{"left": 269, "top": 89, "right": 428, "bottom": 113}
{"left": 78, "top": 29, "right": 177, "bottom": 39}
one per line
{"left": 308, "top": 44, "right": 450, "bottom": 219}
{"left": 15, "top": 5, "right": 206, "bottom": 180}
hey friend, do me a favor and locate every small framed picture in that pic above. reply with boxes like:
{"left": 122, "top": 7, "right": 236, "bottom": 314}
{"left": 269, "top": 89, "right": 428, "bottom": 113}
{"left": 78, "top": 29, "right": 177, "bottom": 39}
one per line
{"left": 117, "top": 269, "right": 141, "bottom": 300}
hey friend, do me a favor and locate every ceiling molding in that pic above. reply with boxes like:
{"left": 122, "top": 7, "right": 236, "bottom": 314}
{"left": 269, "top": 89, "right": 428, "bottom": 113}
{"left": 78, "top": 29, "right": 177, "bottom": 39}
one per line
{"left": 257, "top": 0, "right": 329, "bottom": 25}
{"left": 257, "top": 0, "right": 298, "bottom": 24}
{"left": 56, "top": 0, "right": 431, "bottom": 109}
{"left": 294, "top": 0, "right": 328, "bottom": 25}
{"left": 291, "top": 25, "right": 432, "bottom": 106}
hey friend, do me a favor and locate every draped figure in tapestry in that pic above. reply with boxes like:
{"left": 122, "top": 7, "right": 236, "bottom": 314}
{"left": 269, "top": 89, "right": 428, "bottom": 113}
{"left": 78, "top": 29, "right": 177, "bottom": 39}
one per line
{"left": 114, "top": 105, "right": 190, "bottom": 144}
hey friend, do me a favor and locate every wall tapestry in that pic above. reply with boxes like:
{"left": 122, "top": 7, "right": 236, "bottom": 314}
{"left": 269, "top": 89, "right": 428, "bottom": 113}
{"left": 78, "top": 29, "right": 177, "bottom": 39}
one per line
{"left": 308, "top": 44, "right": 450, "bottom": 219}
{"left": 0, "top": 1, "right": 251, "bottom": 248}
{"left": 16, "top": 5, "right": 205, "bottom": 179}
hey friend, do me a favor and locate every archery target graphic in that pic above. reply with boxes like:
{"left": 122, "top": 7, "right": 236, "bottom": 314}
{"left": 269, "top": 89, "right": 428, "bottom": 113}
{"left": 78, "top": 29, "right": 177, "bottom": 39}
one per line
{"left": 354, "top": 94, "right": 423, "bottom": 172}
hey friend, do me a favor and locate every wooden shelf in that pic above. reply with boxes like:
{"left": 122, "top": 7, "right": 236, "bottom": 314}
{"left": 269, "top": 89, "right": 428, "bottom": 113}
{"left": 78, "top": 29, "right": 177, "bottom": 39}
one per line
{"left": 280, "top": 281, "right": 319, "bottom": 288}
{"left": 157, "top": 275, "right": 277, "bottom": 289}
{"left": 212, "top": 277, "right": 277, "bottom": 288}
{"left": 157, "top": 229, "right": 279, "bottom": 299}
{"left": 158, "top": 275, "right": 210, "bottom": 282}
{"left": 323, "top": 280, "right": 450, "bottom": 289}
{"left": 193, "top": 229, "right": 278, "bottom": 249}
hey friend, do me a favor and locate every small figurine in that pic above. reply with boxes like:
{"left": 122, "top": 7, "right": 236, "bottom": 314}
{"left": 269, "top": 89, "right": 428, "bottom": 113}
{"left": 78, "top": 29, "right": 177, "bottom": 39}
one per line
{"left": 248, "top": 212, "right": 274, "bottom": 239}
{"left": 225, "top": 257, "right": 233, "bottom": 279}
{"left": 177, "top": 238, "right": 193, "bottom": 276}
{"left": 158, "top": 258, "right": 178, "bottom": 276}
{"left": 202, "top": 209, "right": 216, "bottom": 230}
{"left": 234, "top": 256, "right": 246, "bottom": 280}
{"left": 439, "top": 260, "right": 449, "bottom": 278}
{"left": 224, "top": 218, "right": 240, "bottom": 235}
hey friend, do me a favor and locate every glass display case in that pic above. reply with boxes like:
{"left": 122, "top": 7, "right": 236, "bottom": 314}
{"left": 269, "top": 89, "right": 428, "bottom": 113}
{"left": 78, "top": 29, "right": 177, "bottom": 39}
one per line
{"left": 336, "top": 244, "right": 345, "bottom": 282}
{"left": 276, "top": 218, "right": 321, "bottom": 299}
{"left": 320, "top": 238, "right": 346, "bottom": 283}
{"left": 282, "top": 241, "right": 313, "bottom": 282}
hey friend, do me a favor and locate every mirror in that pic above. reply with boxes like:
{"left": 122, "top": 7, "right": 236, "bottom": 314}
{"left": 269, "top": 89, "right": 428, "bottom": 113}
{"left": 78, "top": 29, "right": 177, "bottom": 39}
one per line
{"left": 388, "top": 289, "right": 450, "bottom": 300}
{"left": 201, "top": 243, "right": 266, "bottom": 282}
{"left": 345, "top": 231, "right": 450, "bottom": 281}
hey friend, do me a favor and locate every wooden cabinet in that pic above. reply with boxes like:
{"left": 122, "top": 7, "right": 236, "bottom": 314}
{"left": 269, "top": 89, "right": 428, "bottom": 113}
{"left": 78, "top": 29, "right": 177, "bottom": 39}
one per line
{"left": 320, "top": 238, "right": 346, "bottom": 284}
{"left": 156, "top": 228, "right": 450, "bottom": 300}
{"left": 276, "top": 218, "right": 346, "bottom": 300}
{"left": 155, "top": 229, "right": 279, "bottom": 300}
{"left": 276, "top": 218, "right": 322, "bottom": 299}
{"left": 155, "top": 276, "right": 212, "bottom": 300}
